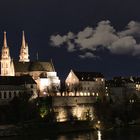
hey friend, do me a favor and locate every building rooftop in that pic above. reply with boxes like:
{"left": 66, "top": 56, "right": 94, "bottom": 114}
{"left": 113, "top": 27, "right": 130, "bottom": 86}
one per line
{"left": 14, "top": 61, "right": 55, "bottom": 72}
{"left": 73, "top": 71, "right": 104, "bottom": 81}
{"left": 0, "top": 75, "right": 36, "bottom": 85}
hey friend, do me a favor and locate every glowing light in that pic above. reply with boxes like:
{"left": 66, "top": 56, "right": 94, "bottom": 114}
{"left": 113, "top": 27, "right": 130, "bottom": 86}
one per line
{"left": 43, "top": 92, "right": 47, "bottom": 95}
{"left": 72, "top": 106, "right": 85, "bottom": 120}
{"left": 39, "top": 106, "right": 48, "bottom": 118}
{"left": 56, "top": 92, "right": 61, "bottom": 96}
{"left": 80, "top": 92, "right": 83, "bottom": 96}
{"left": 97, "top": 130, "right": 102, "bottom": 140}
{"left": 40, "top": 78, "right": 50, "bottom": 91}
{"left": 84, "top": 92, "right": 87, "bottom": 96}
{"left": 76, "top": 92, "right": 79, "bottom": 96}
{"left": 101, "top": 79, "right": 104, "bottom": 82}
{"left": 96, "top": 93, "right": 99, "bottom": 96}
{"left": 92, "top": 92, "right": 95, "bottom": 96}
{"left": 56, "top": 108, "right": 67, "bottom": 122}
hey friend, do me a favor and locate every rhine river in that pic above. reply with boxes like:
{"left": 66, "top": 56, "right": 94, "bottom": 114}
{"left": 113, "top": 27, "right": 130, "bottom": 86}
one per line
{"left": 1, "top": 126, "right": 140, "bottom": 140}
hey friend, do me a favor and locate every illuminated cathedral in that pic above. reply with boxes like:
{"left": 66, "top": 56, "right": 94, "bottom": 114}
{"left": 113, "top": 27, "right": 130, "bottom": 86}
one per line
{"left": 0, "top": 31, "right": 60, "bottom": 96}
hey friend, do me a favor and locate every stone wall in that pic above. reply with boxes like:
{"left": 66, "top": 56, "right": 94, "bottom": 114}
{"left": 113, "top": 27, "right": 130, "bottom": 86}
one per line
{"left": 52, "top": 96, "right": 97, "bottom": 107}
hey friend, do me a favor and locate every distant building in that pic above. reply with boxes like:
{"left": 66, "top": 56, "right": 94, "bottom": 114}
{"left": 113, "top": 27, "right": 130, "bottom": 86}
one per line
{"left": 65, "top": 70, "right": 105, "bottom": 97}
{"left": 0, "top": 31, "right": 60, "bottom": 96}
{"left": 106, "top": 77, "right": 137, "bottom": 104}
{"left": 0, "top": 75, "right": 37, "bottom": 105}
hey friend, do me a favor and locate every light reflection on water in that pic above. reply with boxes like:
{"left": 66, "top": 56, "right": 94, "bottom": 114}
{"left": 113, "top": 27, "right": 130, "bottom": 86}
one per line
{"left": 97, "top": 131, "right": 102, "bottom": 140}
{"left": 1, "top": 126, "right": 140, "bottom": 140}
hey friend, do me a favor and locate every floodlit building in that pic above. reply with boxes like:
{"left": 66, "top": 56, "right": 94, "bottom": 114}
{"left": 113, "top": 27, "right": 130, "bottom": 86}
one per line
{"left": 0, "top": 31, "right": 60, "bottom": 96}
{"left": 65, "top": 70, "right": 105, "bottom": 97}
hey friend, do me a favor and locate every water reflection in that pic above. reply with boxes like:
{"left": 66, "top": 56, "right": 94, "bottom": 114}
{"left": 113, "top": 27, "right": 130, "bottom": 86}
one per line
{"left": 97, "top": 131, "right": 102, "bottom": 140}
{"left": 2, "top": 126, "right": 140, "bottom": 140}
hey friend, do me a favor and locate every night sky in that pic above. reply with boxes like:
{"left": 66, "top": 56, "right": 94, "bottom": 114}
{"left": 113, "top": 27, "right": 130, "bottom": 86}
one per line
{"left": 0, "top": 0, "right": 140, "bottom": 80}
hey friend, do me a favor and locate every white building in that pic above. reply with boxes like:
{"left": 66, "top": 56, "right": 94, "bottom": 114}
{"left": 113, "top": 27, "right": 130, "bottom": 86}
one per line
{"left": 65, "top": 70, "right": 105, "bottom": 97}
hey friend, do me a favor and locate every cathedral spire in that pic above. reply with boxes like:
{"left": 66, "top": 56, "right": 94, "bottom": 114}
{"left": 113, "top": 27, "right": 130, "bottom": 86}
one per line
{"left": 3, "top": 31, "right": 7, "bottom": 48}
{"left": 1, "top": 31, "right": 13, "bottom": 76}
{"left": 19, "top": 31, "right": 30, "bottom": 62}
{"left": 22, "top": 31, "right": 26, "bottom": 48}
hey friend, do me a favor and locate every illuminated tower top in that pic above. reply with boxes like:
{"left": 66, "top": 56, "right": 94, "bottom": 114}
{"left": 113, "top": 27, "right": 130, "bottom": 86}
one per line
{"left": 1, "top": 31, "right": 11, "bottom": 59}
{"left": 19, "top": 31, "right": 30, "bottom": 62}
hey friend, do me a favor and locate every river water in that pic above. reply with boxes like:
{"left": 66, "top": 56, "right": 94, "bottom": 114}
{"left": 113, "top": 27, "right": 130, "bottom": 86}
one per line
{"left": 1, "top": 126, "right": 140, "bottom": 140}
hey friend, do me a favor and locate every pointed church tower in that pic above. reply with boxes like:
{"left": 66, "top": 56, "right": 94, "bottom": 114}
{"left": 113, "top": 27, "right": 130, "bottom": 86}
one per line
{"left": 19, "top": 31, "right": 30, "bottom": 62}
{"left": 10, "top": 59, "right": 15, "bottom": 76}
{"left": 1, "top": 31, "right": 13, "bottom": 76}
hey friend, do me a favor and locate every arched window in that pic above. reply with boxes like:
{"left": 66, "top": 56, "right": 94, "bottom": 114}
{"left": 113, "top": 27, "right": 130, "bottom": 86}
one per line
{"left": 4, "top": 92, "right": 7, "bottom": 99}
{"left": 14, "top": 92, "right": 16, "bottom": 97}
{"left": 9, "top": 92, "right": 12, "bottom": 98}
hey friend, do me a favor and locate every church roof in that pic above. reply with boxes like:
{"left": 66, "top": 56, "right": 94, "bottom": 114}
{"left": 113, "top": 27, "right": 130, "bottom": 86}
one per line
{"left": 14, "top": 61, "right": 54, "bottom": 72}
{"left": 73, "top": 71, "right": 104, "bottom": 81}
{"left": 0, "top": 75, "right": 36, "bottom": 85}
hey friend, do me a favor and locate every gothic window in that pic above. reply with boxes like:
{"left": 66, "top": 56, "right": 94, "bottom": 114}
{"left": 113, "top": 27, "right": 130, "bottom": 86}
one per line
{"left": 14, "top": 92, "right": 16, "bottom": 97}
{"left": 9, "top": 92, "right": 12, "bottom": 98}
{"left": 4, "top": 92, "right": 7, "bottom": 99}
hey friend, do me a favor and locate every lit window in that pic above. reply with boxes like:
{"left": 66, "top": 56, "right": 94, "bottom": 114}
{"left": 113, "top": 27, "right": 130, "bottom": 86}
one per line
{"left": 76, "top": 92, "right": 79, "bottom": 96}
{"left": 84, "top": 92, "right": 87, "bottom": 96}
{"left": 82, "top": 77, "right": 84, "bottom": 80}
{"left": 96, "top": 78, "right": 98, "bottom": 81}
{"left": 101, "top": 79, "right": 104, "bottom": 82}
{"left": 56, "top": 92, "right": 61, "bottom": 96}
{"left": 80, "top": 92, "right": 83, "bottom": 96}
{"left": 96, "top": 93, "right": 99, "bottom": 96}
{"left": 136, "top": 84, "right": 139, "bottom": 88}
{"left": 92, "top": 92, "right": 95, "bottom": 96}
